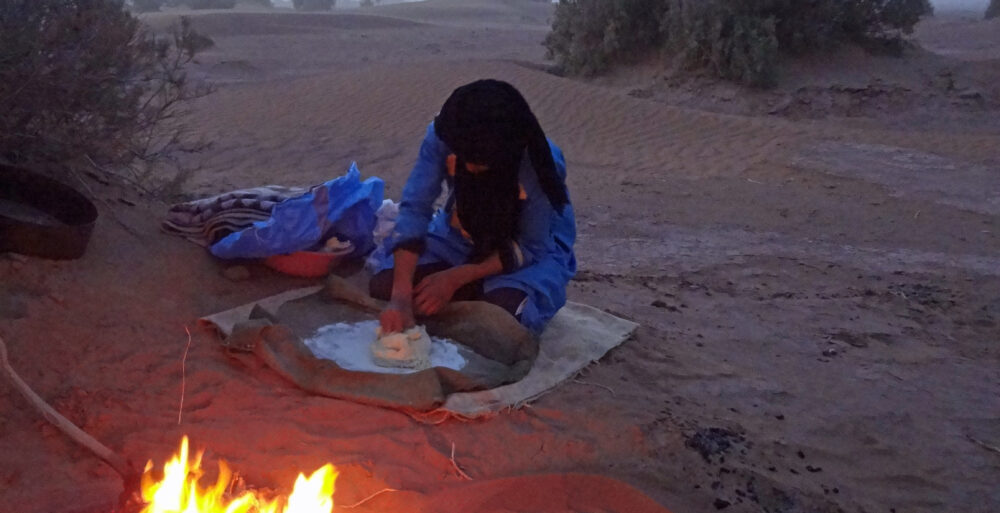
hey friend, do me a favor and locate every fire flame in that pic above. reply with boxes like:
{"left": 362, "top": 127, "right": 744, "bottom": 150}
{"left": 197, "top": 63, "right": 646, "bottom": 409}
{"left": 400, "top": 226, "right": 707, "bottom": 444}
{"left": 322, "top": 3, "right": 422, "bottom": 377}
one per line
{"left": 139, "top": 436, "right": 337, "bottom": 513}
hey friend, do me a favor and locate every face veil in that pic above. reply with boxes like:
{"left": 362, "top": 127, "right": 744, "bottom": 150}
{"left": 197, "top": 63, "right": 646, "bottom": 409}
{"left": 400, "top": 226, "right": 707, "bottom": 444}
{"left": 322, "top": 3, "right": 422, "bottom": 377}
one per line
{"left": 434, "top": 79, "right": 568, "bottom": 258}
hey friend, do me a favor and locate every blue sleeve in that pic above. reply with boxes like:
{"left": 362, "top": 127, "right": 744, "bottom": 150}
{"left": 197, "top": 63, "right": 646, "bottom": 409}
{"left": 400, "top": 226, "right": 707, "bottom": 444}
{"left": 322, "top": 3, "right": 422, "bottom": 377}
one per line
{"left": 512, "top": 185, "right": 551, "bottom": 269}
{"left": 386, "top": 122, "right": 447, "bottom": 252}
{"left": 501, "top": 141, "right": 570, "bottom": 271}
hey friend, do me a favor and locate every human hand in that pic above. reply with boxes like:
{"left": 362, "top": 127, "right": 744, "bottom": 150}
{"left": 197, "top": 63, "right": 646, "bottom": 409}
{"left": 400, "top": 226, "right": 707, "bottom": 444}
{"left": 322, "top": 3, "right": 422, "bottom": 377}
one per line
{"left": 414, "top": 270, "right": 462, "bottom": 316}
{"left": 379, "top": 297, "right": 415, "bottom": 334}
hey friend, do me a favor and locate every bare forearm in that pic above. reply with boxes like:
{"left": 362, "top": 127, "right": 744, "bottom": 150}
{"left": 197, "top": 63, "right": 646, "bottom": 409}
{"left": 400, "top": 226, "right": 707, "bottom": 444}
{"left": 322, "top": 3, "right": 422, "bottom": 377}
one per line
{"left": 451, "top": 252, "right": 503, "bottom": 287}
{"left": 391, "top": 249, "right": 420, "bottom": 301}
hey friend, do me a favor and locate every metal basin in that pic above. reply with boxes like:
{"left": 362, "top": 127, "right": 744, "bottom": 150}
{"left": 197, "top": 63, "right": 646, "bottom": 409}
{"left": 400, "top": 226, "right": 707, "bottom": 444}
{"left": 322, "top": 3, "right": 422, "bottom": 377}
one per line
{"left": 0, "top": 164, "right": 98, "bottom": 259}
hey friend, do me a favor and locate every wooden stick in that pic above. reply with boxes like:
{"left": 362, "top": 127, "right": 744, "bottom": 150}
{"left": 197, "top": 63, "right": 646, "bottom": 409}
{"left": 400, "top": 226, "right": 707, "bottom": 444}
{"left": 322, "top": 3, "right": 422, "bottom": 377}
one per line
{"left": 450, "top": 442, "right": 473, "bottom": 481}
{"left": 967, "top": 435, "right": 1000, "bottom": 456}
{"left": 0, "top": 335, "right": 132, "bottom": 479}
{"left": 71, "top": 167, "right": 144, "bottom": 241}
{"left": 178, "top": 326, "right": 193, "bottom": 425}
{"left": 325, "top": 275, "right": 384, "bottom": 313}
{"left": 339, "top": 487, "right": 399, "bottom": 509}
{"left": 571, "top": 379, "right": 616, "bottom": 397}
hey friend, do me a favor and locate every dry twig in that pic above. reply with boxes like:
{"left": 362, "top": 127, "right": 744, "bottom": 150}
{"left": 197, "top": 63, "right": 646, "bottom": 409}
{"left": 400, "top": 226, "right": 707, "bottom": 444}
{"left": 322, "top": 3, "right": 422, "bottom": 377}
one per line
{"left": 178, "top": 326, "right": 193, "bottom": 425}
{"left": 450, "top": 442, "right": 473, "bottom": 481}
{"left": 72, "top": 164, "right": 144, "bottom": 240}
{"left": 571, "top": 379, "right": 616, "bottom": 396}
{"left": 340, "top": 488, "right": 399, "bottom": 509}
{"left": 967, "top": 435, "right": 1000, "bottom": 456}
{"left": 0, "top": 334, "right": 132, "bottom": 478}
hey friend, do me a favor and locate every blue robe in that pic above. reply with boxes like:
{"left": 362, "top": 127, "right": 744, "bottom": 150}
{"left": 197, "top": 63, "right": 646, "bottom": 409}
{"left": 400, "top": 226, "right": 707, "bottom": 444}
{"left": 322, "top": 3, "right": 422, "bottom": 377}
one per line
{"left": 370, "top": 122, "right": 576, "bottom": 334}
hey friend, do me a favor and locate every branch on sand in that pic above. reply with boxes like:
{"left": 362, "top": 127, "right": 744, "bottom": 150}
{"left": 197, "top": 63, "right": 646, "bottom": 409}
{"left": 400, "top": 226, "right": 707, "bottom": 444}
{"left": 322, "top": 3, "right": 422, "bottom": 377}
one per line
{"left": 178, "top": 325, "right": 193, "bottom": 425}
{"left": 967, "top": 434, "right": 1000, "bottom": 456}
{"left": 0, "top": 335, "right": 136, "bottom": 481}
{"left": 450, "top": 442, "right": 473, "bottom": 481}
{"left": 340, "top": 487, "right": 399, "bottom": 509}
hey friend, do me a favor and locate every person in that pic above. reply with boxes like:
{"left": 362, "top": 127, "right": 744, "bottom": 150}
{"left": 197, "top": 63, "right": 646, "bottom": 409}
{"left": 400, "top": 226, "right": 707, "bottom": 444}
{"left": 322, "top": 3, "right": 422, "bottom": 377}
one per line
{"left": 368, "top": 79, "right": 576, "bottom": 336}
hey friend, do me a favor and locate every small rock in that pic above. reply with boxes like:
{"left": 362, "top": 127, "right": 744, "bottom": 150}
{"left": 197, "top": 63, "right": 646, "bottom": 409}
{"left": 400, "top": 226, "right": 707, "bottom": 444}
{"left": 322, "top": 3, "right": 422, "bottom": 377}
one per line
{"left": 717, "top": 89, "right": 738, "bottom": 102}
{"left": 713, "top": 498, "right": 731, "bottom": 510}
{"left": 958, "top": 88, "right": 983, "bottom": 100}
{"left": 768, "top": 97, "right": 794, "bottom": 115}
{"left": 822, "top": 347, "right": 838, "bottom": 357}
{"left": 686, "top": 428, "right": 743, "bottom": 462}
{"left": 628, "top": 88, "right": 653, "bottom": 99}
{"left": 831, "top": 331, "right": 869, "bottom": 348}
{"left": 651, "top": 300, "right": 668, "bottom": 308}
{"left": 223, "top": 266, "right": 251, "bottom": 282}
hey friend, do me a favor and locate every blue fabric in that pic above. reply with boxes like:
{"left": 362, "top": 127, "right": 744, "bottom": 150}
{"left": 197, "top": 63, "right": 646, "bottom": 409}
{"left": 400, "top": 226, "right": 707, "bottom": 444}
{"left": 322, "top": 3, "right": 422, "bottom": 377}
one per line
{"left": 372, "top": 123, "right": 576, "bottom": 334}
{"left": 211, "top": 163, "right": 384, "bottom": 259}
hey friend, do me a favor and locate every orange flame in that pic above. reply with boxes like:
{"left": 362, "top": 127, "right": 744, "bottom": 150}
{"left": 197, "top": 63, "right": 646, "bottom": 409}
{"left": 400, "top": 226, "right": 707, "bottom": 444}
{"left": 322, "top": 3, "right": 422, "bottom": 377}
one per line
{"left": 139, "top": 436, "right": 337, "bottom": 513}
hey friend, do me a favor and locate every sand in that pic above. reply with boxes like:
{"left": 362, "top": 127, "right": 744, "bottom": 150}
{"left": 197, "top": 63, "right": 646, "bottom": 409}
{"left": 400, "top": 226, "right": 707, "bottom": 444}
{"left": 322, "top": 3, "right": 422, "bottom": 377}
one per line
{"left": 1, "top": 1, "right": 998, "bottom": 512}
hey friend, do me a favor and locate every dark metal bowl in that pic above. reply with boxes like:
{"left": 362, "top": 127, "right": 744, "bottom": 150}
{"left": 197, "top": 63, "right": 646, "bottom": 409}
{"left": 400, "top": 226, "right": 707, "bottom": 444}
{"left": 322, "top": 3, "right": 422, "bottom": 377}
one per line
{"left": 0, "top": 164, "right": 98, "bottom": 260}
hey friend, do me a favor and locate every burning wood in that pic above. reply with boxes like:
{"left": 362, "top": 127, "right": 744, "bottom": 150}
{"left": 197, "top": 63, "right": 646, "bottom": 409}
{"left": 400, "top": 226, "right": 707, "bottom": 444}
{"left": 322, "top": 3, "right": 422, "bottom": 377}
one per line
{"left": 1, "top": 335, "right": 337, "bottom": 513}
{"left": 136, "top": 436, "right": 337, "bottom": 513}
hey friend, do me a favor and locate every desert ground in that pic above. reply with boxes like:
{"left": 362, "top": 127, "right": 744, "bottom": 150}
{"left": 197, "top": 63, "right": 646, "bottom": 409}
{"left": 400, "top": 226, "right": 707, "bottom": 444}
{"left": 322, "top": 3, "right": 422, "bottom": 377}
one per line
{"left": 1, "top": 1, "right": 999, "bottom": 512}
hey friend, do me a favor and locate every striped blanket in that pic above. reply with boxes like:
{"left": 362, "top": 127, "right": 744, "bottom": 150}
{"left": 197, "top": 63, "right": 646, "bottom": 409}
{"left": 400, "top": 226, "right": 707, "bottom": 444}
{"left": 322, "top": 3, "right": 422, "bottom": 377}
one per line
{"left": 161, "top": 185, "right": 306, "bottom": 247}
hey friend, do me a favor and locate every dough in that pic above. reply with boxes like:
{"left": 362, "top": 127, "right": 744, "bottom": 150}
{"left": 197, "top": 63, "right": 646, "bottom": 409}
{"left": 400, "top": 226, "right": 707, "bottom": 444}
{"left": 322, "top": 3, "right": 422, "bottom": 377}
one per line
{"left": 371, "top": 325, "right": 432, "bottom": 370}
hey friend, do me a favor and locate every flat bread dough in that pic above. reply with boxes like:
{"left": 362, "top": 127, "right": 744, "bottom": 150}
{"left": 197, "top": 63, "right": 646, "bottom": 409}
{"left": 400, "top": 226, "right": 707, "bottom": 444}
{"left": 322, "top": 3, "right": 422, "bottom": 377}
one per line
{"left": 371, "top": 325, "right": 432, "bottom": 370}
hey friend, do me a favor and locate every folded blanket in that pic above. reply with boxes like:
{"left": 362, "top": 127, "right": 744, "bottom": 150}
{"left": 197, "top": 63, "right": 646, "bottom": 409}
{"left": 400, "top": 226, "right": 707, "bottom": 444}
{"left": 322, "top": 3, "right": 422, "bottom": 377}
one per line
{"left": 162, "top": 185, "right": 306, "bottom": 246}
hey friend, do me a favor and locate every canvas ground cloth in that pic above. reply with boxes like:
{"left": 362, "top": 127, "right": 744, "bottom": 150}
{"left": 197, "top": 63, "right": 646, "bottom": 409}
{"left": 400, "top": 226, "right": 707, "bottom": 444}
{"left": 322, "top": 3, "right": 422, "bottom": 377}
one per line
{"left": 199, "top": 277, "right": 637, "bottom": 419}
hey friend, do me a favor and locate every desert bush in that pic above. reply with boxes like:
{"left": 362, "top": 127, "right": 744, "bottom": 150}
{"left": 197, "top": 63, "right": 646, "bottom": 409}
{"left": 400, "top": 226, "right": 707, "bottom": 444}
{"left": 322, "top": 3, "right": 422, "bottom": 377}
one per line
{"left": 662, "top": 1, "right": 779, "bottom": 87}
{"left": 0, "top": 0, "right": 212, "bottom": 167}
{"left": 987, "top": 0, "right": 999, "bottom": 19}
{"left": 293, "top": 0, "right": 335, "bottom": 11}
{"left": 546, "top": 0, "right": 932, "bottom": 86}
{"left": 545, "top": 0, "right": 666, "bottom": 75}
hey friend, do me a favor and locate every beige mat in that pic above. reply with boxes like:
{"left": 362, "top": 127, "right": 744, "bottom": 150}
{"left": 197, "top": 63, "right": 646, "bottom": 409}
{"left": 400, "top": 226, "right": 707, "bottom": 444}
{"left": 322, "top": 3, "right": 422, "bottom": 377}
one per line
{"left": 200, "top": 285, "right": 638, "bottom": 419}
{"left": 434, "top": 301, "right": 638, "bottom": 419}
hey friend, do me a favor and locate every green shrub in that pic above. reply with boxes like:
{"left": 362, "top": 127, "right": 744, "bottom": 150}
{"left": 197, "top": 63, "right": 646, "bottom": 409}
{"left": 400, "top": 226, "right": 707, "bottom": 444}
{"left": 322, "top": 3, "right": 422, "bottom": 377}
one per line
{"left": 545, "top": 0, "right": 932, "bottom": 86}
{"left": 987, "top": 0, "right": 999, "bottom": 19}
{"left": 293, "top": 0, "right": 335, "bottom": 10}
{"left": 662, "top": 1, "right": 779, "bottom": 87}
{"left": 545, "top": 0, "right": 666, "bottom": 75}
{"left": 0, "top": 1, "right": 212, "bottom": 166}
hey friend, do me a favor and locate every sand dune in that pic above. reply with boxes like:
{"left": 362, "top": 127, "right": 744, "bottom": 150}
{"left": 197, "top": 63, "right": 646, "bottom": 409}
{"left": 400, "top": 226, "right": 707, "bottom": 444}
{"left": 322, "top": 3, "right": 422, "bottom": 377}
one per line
{"left": 916, "top": 15, "right": 1000, "bottom": 61}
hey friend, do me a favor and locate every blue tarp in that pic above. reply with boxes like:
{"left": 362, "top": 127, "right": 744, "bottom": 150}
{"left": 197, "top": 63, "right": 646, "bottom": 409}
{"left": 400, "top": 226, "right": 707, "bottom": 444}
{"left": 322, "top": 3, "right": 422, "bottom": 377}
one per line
{"left": 210, "top": 163, "right": 384, "bottom": 259}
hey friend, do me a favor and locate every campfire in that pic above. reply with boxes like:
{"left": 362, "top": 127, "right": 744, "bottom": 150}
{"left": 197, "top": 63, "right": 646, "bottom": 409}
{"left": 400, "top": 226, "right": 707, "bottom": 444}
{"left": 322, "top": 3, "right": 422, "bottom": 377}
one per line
{"left": 0, "top": 336, "right": 342, "bottom": 513}
{"left": 138, "top": 436, "right": 337, "bottom": 513}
